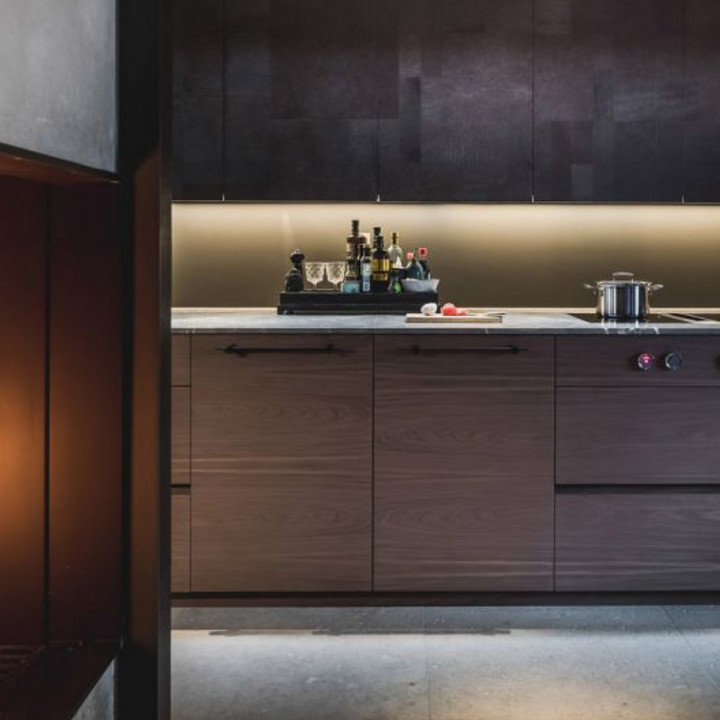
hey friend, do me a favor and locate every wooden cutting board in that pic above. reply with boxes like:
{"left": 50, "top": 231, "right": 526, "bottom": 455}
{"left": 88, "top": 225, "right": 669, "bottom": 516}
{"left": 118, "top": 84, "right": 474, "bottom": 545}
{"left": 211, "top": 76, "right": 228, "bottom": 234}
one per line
{"left": 405, "top": 313, "right": 503, "bottom": 324}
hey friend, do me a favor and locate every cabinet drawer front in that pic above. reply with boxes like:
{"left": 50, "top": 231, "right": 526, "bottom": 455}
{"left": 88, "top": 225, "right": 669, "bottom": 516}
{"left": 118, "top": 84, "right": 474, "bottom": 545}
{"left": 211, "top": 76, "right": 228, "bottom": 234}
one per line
{"left": 375, "top": 335, "right": 555, "bottom": 387}
{"left": 557, "top": 337, "right": 720, "bottom": 386}
{"left": 374, "top": 334, "right": 554, "bottom": 592}
{"left": 172, "top": 490, "right": 191, "bottom": 593}
{"left": 172, "top": 335, "right": 191, "bottom": 387}
{"left": 557, "top": 388, "right": 720, "bottom": 485}
{"left": 191, "top": 334, "right": 372, "bottom": 592}
{"left": 172, "top": 387, "right": 191, "bottom": 486}
{"left": 556, "top": 491, "right": 720, "bottom": 591}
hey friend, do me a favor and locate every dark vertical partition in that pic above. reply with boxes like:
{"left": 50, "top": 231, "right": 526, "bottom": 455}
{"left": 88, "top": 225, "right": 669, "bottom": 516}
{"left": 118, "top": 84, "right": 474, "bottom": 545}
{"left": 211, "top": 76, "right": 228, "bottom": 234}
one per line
{"left": 117, "top": 0, "right": 170, "bottom": 713}
{"left": 0, "top": 176, "right": 47, "bottom": 644}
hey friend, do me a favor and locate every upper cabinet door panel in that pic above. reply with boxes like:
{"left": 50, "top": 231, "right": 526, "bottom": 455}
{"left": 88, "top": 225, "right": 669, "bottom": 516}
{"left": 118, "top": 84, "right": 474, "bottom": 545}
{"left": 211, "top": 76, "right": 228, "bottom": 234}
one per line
{"left": 534, "top": 0, "right": 684, "bottom": 202}
{"left": 223, "top": 0, "right": 388, "bottom": 200}
{"left": 684, "top": 1, "right": 720, "bottom": 203}
{"left": 379, "top": 0, "right": 533, "bottom": 202}
{"left": 172, "top": 0, "right": 224, "bottom": 200}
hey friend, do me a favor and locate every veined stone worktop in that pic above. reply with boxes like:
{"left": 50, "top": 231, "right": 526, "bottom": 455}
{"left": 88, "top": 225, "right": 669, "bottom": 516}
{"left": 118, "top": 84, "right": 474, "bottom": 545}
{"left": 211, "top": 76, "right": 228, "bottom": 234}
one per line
{"left": 172, "top": 308, "right": 720, "bottom": 335}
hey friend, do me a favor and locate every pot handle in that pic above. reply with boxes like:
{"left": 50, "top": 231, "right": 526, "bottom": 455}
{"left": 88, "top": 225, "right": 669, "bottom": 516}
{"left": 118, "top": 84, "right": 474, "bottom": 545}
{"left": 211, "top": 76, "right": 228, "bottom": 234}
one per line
{"left": 612, "top": 271, "right": 635, "bottom": 281}
{"left": 583, "top": 283, "right": 597, "bottom": 292}
{"left": 649, "top": 284, "right": 664, "bottom": 293}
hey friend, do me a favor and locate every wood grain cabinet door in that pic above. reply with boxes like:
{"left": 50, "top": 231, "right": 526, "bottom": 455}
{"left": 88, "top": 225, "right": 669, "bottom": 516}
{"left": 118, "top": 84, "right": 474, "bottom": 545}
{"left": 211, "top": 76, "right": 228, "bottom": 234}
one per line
{"left": 374, "top": 335, "right": 554, "bottom": 591}
{"left": 556, "top": 491, "right": 720, "bottom": 591}
{"left": 557, "top": 388, "right": 720, "bottom": 485}
{"left": 172, "top": 490, "right": 191, "bottom": 593}
{"left": 534, "top": 0, "right": 684, "bottom": 202}
{"left": 191, "top": 334, "right": 372, "bottom": 592}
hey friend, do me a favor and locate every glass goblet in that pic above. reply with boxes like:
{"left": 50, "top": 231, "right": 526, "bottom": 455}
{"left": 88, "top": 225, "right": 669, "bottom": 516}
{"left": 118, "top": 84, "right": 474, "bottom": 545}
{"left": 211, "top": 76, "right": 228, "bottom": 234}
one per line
{"left": 305, "top": 261, "right": 326, "bottom": 289}
{"left": 326, "top": 261, "right": 346, "bottom": 290}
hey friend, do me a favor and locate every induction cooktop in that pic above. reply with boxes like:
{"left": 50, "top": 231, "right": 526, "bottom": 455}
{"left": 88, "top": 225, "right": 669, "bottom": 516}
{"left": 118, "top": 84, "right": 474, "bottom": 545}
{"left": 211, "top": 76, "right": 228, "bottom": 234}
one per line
{"left": 569, "top": 313, "right": 720, "bottom": 325}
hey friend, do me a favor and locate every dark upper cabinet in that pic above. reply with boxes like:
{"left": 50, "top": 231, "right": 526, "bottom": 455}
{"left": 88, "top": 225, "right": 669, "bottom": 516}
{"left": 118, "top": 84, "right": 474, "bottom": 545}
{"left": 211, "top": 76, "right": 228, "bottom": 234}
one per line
{"left": 534, "top": 0, "right": 685, "bottom": 202}
{"left": 378, "top": 0, "right": 533, "bottom": 202}
{"left": 172, "top": 0, "right": 224, "bottom": 199}
{"left": 684, "top": 0, "right": 720, "bottom": 203}
{"left": 223, "top": 0, "right": 386, "bottom": 200}
{"left": 172, "top": 0, "right": 718, "bottom": 203}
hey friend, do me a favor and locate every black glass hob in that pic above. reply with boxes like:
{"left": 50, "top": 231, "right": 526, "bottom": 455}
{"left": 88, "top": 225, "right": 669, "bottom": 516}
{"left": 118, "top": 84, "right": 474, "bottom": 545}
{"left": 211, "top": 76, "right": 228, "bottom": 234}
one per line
{"left": 569, "top": 313, "right": 711, "bottom": 325}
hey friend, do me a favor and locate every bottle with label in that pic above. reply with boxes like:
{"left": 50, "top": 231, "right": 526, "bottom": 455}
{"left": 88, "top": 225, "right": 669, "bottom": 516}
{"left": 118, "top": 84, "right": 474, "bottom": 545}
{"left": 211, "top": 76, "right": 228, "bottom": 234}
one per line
{"left": 360, "top": 245, "right": 372, "bottom": 293}
{"left": 417, "top": 246, "right": 431, "bottom": 278}
{"left": 405, "top": 251, "right": 425, "bottom": 280}
{"left": 388, "top": 232, "right": 404, "bottom": 267}
{"left": 342, "top": 250, "right": 360, "bottom": 293}
{"left": 371, "top": 233, "right": 391, "bottom": 292}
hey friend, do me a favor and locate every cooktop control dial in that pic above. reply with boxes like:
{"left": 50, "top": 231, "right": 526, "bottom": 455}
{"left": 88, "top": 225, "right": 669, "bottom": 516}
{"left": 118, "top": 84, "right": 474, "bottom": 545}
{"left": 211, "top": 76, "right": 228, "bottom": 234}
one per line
{"left": 661, "top": 351, "right": 683, "bottom": 371}
{"left": 635, "top": 352, "right": 655, "bottom": 371}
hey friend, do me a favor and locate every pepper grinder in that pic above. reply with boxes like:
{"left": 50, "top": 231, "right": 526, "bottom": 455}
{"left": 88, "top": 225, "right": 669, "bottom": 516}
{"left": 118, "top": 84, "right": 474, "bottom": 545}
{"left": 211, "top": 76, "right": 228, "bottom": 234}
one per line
{"left": 284, "top": 248, "right": 305, "bottom": 292}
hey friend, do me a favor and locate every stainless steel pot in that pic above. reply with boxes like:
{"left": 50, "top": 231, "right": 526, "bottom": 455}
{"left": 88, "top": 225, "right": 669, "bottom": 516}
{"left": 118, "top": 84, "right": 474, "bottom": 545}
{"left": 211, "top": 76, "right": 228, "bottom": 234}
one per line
{"left": 584, "top": 272, "right": 663, "bottom": 320}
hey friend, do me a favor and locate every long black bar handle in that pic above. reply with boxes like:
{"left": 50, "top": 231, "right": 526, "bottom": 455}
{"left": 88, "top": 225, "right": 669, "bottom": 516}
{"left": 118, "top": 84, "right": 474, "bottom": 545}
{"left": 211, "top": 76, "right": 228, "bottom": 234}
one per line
{"left": 217, "top": 343, "right": 341, "bottom": 357}
{"left": 409, "top": 344, "right": 529, "bottom": 355}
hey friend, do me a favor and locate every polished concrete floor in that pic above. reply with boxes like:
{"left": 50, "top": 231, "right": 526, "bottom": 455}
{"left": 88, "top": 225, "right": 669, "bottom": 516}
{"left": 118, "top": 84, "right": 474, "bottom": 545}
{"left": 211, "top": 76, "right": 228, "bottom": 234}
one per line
{"left": 171, "top": 605, "right": 720, "bottom": 720}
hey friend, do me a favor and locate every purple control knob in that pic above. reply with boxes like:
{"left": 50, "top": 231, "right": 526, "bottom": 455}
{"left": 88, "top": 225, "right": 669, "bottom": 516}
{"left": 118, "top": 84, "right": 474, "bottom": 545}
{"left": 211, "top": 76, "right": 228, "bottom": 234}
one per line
{"left": 635, "top": 352, "right": 655, "bottom": 371}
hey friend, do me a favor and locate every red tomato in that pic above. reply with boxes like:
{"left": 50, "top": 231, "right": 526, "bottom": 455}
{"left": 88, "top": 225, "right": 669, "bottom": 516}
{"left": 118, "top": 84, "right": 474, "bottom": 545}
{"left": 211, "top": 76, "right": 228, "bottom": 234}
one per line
{"left": 441, "top": 303, "right": 458, "bottom": 316}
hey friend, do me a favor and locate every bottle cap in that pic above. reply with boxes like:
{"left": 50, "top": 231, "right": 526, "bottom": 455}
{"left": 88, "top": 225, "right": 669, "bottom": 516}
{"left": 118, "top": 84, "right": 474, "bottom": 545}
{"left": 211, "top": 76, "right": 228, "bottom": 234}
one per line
{"left": 418, "top": 247, "right": 428, "bottom": 258}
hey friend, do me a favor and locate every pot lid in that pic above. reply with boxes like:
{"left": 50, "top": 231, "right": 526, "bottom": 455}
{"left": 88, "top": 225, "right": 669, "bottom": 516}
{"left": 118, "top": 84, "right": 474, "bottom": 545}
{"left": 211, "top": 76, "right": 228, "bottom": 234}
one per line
{"left": 594, "top": 271, "right": 653, "bottom": 287}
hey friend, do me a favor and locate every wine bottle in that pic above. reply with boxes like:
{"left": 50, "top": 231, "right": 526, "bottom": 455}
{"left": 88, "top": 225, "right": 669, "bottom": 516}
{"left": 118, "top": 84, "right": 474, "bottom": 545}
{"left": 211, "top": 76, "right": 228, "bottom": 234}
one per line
{"left": 346, "top": 219, "right": 363, "bottom": 280}
{"left": 388, "top": 232, "right": 404, "bottom": 267}
{"left": 371, "top": 233, "right": 391, "bottom": 292}
{"left": 360, "top": 245, "right": 372, "bottom": 293}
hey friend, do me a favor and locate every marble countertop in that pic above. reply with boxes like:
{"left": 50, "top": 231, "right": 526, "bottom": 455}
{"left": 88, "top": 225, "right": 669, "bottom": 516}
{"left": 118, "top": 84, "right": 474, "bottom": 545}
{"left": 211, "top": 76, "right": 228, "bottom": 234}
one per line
{"left": 172, "top": 307, "right": 720, "bottom": 335}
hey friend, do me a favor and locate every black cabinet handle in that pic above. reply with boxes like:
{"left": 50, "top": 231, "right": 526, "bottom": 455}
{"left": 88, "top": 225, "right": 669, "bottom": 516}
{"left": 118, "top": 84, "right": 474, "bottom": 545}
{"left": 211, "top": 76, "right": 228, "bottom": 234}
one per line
{"left": 408, "top": 344, "right": 528, "bottom": 355}
{"left": 217, "top": 343, "right": 344, "bottom": 357}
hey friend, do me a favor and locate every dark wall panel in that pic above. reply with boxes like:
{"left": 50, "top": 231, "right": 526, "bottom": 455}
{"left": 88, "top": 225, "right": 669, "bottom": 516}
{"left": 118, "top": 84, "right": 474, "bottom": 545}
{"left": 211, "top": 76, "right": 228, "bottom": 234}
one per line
{"left": 684, "top": 0, "right": 720, "bottom": 203}
{"left": 379, "top": 0, "right": 533, "bottom": 201}
{"left": 534, "top": 0, "right": 684, "bottom": 202}
{"left": 0, "top": 176, "right": 47, "bottom": 643}
{"left": 48, "top": 184, "right": 123, "bottom": 643}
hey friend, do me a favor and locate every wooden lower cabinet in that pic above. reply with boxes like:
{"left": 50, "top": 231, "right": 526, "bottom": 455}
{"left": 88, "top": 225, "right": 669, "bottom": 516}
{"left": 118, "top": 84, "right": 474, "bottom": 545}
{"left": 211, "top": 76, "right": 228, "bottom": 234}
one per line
{"left": 374, "top": 335, "right": 555, "bottom": 591}
{"left": 190, "top": 334, "right": 373, "bottom": 592}
{"left": 172, "top": 490, "right": 191, "bottom": 593}
{"left": 172, "top": 387, "right": 191, "bottom": 486}
{"left": 556, "top": 491, "right": 720, "bottom": 591}
{"left": 557, "top": 387, "right": 720, "bottom": 485}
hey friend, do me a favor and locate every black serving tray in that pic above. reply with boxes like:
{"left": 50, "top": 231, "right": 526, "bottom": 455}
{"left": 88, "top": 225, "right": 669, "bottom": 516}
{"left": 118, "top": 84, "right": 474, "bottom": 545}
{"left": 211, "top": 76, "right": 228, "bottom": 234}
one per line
{"left": 277, "top": 290, "right": 439, "bottom": 315}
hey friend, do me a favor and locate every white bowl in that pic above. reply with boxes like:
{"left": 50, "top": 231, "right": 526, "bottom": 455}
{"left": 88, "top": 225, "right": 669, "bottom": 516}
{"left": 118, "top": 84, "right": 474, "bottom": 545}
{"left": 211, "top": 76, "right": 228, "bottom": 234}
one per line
{"left": 401, "top": 278, "right": 439, "bottom": 293}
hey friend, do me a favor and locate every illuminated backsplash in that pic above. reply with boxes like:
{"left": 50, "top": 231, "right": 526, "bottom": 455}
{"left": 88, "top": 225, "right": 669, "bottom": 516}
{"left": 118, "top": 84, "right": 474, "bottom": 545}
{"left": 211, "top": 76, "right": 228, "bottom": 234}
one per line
{"left": 172, "top": 203, "right": 720, "bottom": 309}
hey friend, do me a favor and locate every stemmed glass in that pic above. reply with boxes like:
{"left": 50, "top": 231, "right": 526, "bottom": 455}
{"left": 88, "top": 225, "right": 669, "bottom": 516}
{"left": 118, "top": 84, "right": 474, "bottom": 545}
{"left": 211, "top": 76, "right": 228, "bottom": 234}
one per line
{"left": 326, "top": 262, "right": 346, "bottom": 291}
{"left": 305, "top": 262, "right": 326, "bottom": 289}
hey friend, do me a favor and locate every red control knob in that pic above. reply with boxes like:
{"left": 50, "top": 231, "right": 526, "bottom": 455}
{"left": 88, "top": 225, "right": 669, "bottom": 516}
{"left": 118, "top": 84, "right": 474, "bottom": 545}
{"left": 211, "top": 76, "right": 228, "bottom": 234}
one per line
{"left": 635, "top": 352, "right": 655, "bottom": 371}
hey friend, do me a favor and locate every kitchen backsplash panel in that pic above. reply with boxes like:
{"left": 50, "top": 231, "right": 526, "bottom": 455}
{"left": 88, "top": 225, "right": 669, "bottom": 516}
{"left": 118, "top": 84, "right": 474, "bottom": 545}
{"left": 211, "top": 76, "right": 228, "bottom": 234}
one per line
{"left": 172, "top": 204, "right": 720, "bottom": 308}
